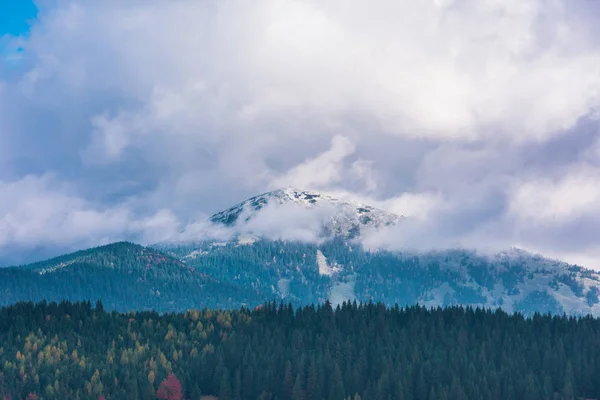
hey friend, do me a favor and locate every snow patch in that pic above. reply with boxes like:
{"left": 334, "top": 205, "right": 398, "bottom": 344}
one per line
{"left": 330, "top": 281, "right": 356, "bottom": 308}
{"left": 183, "top": 250, "right": 207, "bottom": 260}
{"left": 317, "top": 250, "right": 341, "bottom": 276}
{"left": 38, "top": 259, "right": 77, "bottom": 275}
{"left": 419, "top": 282, "right": 455, "bottom": 308}
{"left": 238, "top": 234, "right": 259, "bottom": 245}
{"left": 277, "top": 278, "right": 291, "bottom": 298}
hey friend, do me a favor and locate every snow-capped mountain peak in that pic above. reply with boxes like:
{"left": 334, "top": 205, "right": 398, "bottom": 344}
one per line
{"left": 210, "top": 188, "right": 402, "bottom": 239}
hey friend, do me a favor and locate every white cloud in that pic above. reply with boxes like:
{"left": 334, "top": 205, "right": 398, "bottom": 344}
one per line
{"left": 271, "top": 135, "right": 356, "bottom": 190}
{"left": 18, "top": 0, "right": 600, "bottom": 145}
{"left": 1, "top": 0, "right": 600, "bottom": 267}
{"left": 328, "top": 189, "right": 445, "bottom": 220}
{"left": 350, "top": 159, "right": 378, "bottom": 192}
{"left": 239, "top": 202, "right": 331, "bottom": 243}
{"left": 509, "top": 166, "right": 600, "bottom": 224}
{"left": 0, "top": 174, "right": 180, "bottom": 249}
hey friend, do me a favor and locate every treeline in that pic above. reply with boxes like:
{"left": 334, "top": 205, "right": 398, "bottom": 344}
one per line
{"left": 1, "top": 301, "right": 599, "bottom": 400}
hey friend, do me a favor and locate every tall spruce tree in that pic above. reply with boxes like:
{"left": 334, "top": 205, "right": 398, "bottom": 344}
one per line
{"left": 219, "top": 370, "right": 232, "bottom": 400}
{"left": 329, "top": 363, "right": 345, "bottom": 400}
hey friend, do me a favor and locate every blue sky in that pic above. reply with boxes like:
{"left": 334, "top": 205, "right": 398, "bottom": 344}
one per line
{"left": 0, "top": 1, "right": 37, "bottom": 36}
{"left": 0, "top": 0, "right": 600, "bottom": 269}
{"left": 0, "top": 0, "right": 38, "bottom": 62}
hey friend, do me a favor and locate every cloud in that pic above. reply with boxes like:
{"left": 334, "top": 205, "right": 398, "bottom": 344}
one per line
{"left": 509, "top": 166, "right": 600, "bottom": 224}
{"left": 0, "top": 174, "right": 181, "bottom": 253}
{"left": 326, "top": 189, "right": 445, "bottom": 220}
{"left": 238, "top": 202, "right": 333, "bottom": 243}
{"left": 1, "top": 0, "right": 600, "bottom": 268}
{"left": 270, "top": 135, "right": 356, "bottom": 190}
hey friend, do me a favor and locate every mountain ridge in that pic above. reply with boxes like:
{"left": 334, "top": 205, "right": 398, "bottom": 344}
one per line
{"left": 20, "top": 241, "right": 185, "bottom": 274}
{"left": 0, "top": 241, "right": 261, "bottom": 311}
{"left": 209, "top": 187, "right": 402, "bottom": 239}
{"left": 2, "top": 190, "right": 600, "bottom": 316}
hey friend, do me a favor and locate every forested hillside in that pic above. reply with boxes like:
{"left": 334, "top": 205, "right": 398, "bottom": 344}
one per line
{"left": 0, "top": 301, "right": 598, "bottom": 400}
{"left": 0, "top": 242, "right": 262, "bottom": 311}
{"left": 163, "top": 239, "right": 600, "bottom": 316}
{"left": 3, "top": 239, "right": 600, "bottom": 316}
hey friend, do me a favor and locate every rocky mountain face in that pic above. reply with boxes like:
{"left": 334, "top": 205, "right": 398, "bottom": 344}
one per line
{"left": 2, "top": 189, "right": 600, "bottom": 315}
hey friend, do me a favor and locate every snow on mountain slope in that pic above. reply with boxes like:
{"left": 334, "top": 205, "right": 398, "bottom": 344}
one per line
{"left": 408, "top": 248, "right": 600, "bottom": 315}
{"left": 316, "top": 249, "right": 342, "bottom": 276}
{"left": 209, "top": 188, "right": 402, "bottom": 239}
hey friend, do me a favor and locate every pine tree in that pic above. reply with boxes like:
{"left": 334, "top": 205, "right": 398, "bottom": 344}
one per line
{"left": 543, "top": 376, "right": 554, "bottom": 399}
{"left": 450, "top": 377, "right": 464, "bottom": 400}
{"left": 284, "top": 360, "right": 294, "bottom": 398}
{"left": 306, "top": 359, "right": 319, "bottom": 400}
{"left": 562, "top": 361, "right": 575, "bottom": 400}
{"left": 562, "top": 381, "right": 575, "bottom": 400}
{"left": 233, "top": 369, "right": 242, "bottom": 400}
{"left": 292, "top": 373, "right": 304, "bottom": 400}
{"left": 219, "top": 370, "right": 232, "bottom": 400}
{"left": 523, "top": 374, "right": 539, "bottom": 400}
{"left": 329, "top": 363, "right": 345, "bottom": 400}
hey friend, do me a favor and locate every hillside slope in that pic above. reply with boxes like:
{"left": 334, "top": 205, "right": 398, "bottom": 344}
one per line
{"left": 162, "top": 239, "right": 600, "bottom": 316}
{"left": 0, "top": 242, "right": 261, "bottom": 312}
{"left": 4, "top": 239, "right": 600, "bottom": 315}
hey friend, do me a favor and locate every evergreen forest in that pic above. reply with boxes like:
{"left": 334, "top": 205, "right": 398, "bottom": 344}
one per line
{"left": 0, "top": 300, "right": 598, "bottom": 400}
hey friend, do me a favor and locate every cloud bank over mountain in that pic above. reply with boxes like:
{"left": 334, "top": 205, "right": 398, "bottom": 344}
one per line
{"left": 1, "top": 0, "right": 600, "bottom": 267}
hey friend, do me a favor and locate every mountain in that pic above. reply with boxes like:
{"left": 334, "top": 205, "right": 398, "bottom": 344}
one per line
{"left": 0, "top": 242, "right": 262, "bottom": 312}
{"left": 2, "top": 189, "right": 600, "bottom": 316}
{"left": 161, "top": 239, "right": 600, "bottom": 316}
{"left": 209, "top": 188, "right": 402, "bottom": 238}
